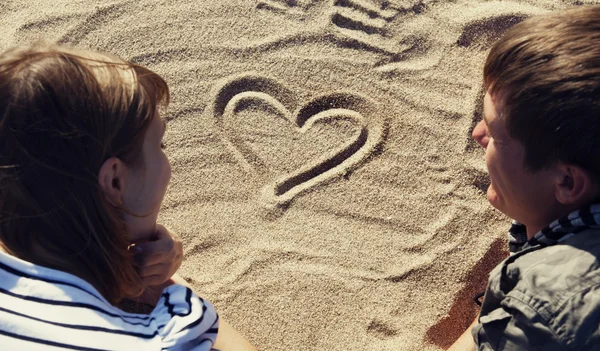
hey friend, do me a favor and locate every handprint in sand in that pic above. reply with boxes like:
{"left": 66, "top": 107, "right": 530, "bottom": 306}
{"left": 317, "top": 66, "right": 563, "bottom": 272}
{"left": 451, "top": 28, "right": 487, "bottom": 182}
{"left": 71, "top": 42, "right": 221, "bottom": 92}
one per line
{"left": 254, "top": 0, "right": 439, "bottom": 71}
{"left": 257, "top": 0, "right": 321, "bottom": 14}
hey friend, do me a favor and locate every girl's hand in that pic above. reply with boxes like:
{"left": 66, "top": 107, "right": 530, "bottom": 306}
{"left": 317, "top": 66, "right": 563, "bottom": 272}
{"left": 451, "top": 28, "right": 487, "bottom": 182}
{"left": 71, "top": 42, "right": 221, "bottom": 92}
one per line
{"left": 131, "top": 224, "right": 183, "bottom": 287}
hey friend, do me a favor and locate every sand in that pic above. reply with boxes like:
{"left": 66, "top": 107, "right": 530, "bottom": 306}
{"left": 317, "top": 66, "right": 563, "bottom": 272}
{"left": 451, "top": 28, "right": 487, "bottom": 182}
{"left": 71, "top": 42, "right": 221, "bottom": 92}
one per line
{"left": 0, "top": 0, "right": 590, "bottom": 349}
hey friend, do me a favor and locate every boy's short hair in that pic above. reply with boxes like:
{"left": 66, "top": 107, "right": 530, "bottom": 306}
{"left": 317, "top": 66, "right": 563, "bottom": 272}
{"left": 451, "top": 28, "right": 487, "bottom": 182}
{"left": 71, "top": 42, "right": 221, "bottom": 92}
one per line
{"left": 484, "top": 6, "right": 600, "bottom": 175}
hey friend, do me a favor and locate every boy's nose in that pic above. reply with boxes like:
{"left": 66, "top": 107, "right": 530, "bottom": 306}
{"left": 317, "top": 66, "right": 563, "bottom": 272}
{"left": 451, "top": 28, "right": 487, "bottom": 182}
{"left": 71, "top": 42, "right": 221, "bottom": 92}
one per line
{"left": 472, "top": 120, "right": 489, "bottom": 149}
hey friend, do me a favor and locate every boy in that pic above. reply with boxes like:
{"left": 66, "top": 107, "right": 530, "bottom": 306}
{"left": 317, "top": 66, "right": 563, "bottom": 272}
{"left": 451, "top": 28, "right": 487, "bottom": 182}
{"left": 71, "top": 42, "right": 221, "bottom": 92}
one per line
{"left": 450, "top": 6, "right": 600, "bottom": 350}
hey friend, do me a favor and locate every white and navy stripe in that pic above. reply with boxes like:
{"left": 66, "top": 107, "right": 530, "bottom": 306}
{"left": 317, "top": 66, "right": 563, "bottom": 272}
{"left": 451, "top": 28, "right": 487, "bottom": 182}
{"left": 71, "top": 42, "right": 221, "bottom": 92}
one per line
{"left": 508, "top": 220, "right": 528, "bottom": 254}
{"left": 523, "top": 203, "right": 600, "bottom": 249}
{"left": 0, "top": 251, "right": 218, "bottom": 350}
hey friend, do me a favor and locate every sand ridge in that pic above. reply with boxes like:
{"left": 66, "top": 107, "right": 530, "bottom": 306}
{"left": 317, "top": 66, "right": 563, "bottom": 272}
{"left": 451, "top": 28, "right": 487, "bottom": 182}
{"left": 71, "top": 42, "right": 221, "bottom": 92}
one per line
{"left": 1, "top": 0, "right": 590, "bottom": 349}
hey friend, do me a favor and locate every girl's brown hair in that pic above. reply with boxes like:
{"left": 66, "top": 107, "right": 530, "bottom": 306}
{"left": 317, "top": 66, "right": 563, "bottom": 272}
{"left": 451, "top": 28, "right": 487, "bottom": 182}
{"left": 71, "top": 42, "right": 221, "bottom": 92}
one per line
{"left": 0, "top": 43, "right": 169, "bottom": 303}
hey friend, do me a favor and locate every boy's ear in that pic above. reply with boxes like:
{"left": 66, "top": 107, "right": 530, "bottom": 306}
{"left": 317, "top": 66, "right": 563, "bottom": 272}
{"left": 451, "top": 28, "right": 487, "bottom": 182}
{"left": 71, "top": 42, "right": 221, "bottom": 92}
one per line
{"left": 555, "top": 163, "right": 599, "bottom": 205}
{"left": 98, "top": 157, "right": 125, "bottom": 206}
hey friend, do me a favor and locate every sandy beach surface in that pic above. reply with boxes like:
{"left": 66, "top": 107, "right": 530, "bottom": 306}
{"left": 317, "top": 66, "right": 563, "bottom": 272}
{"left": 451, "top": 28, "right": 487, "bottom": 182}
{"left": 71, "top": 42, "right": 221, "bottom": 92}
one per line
{"left": 1, "top": 0, "right": 593, "bottom": 349}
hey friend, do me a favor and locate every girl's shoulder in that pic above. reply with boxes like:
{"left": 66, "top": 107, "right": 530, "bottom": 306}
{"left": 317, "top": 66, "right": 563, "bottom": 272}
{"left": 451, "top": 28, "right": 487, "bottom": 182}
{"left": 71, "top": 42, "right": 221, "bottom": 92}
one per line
{"left": 0, "top": 252, "right": 219, "bottom": 350}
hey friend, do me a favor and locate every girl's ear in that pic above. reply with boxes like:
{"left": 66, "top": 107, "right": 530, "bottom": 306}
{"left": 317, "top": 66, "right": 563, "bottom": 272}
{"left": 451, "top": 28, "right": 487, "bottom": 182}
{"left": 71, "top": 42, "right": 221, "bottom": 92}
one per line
{"left": 555, "top": 163, "right": 599, "bottom": 206}
{"left": 98, "top": 157, "right": 125, "bottom": 206}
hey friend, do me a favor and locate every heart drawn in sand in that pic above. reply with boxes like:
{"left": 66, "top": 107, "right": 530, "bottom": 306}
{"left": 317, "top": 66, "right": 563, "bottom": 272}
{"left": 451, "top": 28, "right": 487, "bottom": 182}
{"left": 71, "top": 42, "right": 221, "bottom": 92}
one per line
{"left": 207, "top": 73, "right": 388, "bottom": 211}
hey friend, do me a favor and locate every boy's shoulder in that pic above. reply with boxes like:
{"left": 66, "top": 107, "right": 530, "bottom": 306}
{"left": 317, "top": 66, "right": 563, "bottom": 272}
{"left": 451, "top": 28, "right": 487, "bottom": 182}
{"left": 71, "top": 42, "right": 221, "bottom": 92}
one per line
{"left": 506, "top": 228, "right": 600, "bottom": 289}
{"left": 496, "top": 228, "right": 600, "bottom": 346}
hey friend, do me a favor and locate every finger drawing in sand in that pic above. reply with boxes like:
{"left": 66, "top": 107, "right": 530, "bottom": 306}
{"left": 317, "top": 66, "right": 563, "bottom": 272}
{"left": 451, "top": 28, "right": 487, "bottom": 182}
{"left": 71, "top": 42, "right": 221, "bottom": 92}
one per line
{"left": 208, "top": 73, "right": 388, "bottom": 211}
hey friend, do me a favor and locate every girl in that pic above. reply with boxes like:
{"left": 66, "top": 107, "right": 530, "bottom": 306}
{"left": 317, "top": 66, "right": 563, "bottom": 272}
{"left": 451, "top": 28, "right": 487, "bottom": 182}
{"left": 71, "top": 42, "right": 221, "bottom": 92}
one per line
{"left": 0, "top": 43, "right": 255, "bottom": 350}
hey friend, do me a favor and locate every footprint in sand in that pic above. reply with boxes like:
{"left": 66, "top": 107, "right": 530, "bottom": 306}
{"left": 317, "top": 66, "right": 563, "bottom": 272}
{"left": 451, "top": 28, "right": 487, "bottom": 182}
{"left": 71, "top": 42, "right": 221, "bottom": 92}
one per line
{"left": 446, "top": 1, "right": 545, "bottom": 51}
{"left": 254, "top": 0, "right": 438, "bottom": 71}
{"left": 457, "top": 14, "right": 528, "bottom": 49}
{"left": 206, "top": 73, "right": 388, "bottom": 212}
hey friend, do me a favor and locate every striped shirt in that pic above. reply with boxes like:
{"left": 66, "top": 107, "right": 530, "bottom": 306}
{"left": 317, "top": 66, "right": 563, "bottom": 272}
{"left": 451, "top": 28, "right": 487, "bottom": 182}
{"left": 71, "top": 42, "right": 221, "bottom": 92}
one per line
{"left": 0, "top": 251, "right": 219, "bottom": 350}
